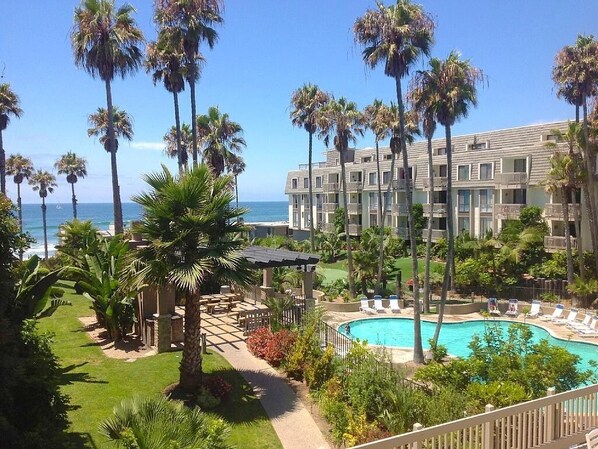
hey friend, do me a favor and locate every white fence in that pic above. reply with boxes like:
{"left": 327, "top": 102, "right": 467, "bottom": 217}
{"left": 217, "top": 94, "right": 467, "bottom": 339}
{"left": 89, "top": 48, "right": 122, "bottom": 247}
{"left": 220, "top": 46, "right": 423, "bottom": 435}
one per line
{"left": 351, "top": 384, "right": 598, "bottom": 449}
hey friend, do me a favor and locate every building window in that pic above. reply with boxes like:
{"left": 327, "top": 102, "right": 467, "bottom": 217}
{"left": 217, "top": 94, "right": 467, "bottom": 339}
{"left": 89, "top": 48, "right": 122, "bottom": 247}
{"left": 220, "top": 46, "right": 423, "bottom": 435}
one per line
{"left": 458, "top": 217, "right": 471, "bottom": 234}
{"left": 316, "top": 176, "right": 322, "bottom": 188}
{"left": 303, "top": 177, "right": 308, "bottom": 188}
{"left": 469, "top": 142, "right": 488, "bottom": 150}
{"left": 435, "top": 147, "right": 447, "bottom": 156}
{"left": 384, "top": 192, "right": 392, "bottom": 210}
{"left": 513, "top": 189, "right": 527, "bottom": 204}
{"left": 382, "top": 171, "right": 391, "bottom": 184}
{"left": 479, "top": 163, "right": 493, "bottom": 180}
{"left": 384, "top": 154, "right": 392, "bottom": 160}
{"left": 370, "top": 214, "right": 378, "bottom": 226}
{"left": 458, "top": 190, "right": 470, "bottom": 213}
{"left": 436, "top": 165, "right": 447, "bottom": 177}
{"left": 480, "top": 217, "right": 493, "bottom": 237}
{"left": 369, "top": 192, "right": 378, "bottom": 210}
{"left": 316, "top": 194, "right": 322, "bottom": 209}
{"left": 399, "top": 167, "right": 414, "bottom": 179}
{"left": 458, "top": 165, "right": 470, "bottom": 181}
{"left": 293, "top": 212, "right": 299, "bottom": 227}
{"left": 514, "top": 159, "right": 527, "bottom": 173}
{"left": 362, "top": 156, "right": 372, "bottom": 163}
{"left": 479, "top": 189, "right": 493, "bottom": 213}
{"left": 291, "top": 178, "right": 298, "bottom": 189}
{"left": 293, "top": 195, "right": 299, "bottom": 208}
{"left": 368, "top": 172, "right": 377, "bottom": 185}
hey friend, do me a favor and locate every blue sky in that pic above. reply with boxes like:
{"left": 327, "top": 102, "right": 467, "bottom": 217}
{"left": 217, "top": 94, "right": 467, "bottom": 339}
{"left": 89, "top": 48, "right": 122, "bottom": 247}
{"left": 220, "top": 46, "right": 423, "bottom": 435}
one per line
{"left": 1, "top": 0, "right": 597, "bottom": 204}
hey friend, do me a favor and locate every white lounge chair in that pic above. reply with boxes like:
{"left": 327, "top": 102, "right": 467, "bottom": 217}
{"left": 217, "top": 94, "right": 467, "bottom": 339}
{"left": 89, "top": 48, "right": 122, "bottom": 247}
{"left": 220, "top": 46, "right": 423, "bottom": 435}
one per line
{"left": 505, "top": 299, "right": 519, "bottom": 317}
{"left": 578, "top": 317, "right": 598, "bottom": 337}
{"left": 555, "top": 308, "right": 578, "bottom": 326}
{"left": 387, "top": 295, "right": 401, "bottom": 313}
{"left": 359, "top": 297, "right": 375, "bottom": 314}
{"left": 568, "top": 314, "right": 592, "bottom": 331}
{"left": 541, "top": 304, "right": 564, "bottom": 321}
{"left": 526, "top": 300, "right": 541, "bottom": 318}
{"left": 487, "top": 297, "right": 501, "bottom": 316}
{"left": 373, "top": 295, "right": 386, "bottom": 313}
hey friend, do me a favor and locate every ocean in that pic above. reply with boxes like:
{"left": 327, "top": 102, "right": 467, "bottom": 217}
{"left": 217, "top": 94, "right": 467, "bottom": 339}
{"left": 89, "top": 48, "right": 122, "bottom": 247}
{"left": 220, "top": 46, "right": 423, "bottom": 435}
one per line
{"left": 20, "top": 201, "right": 288, "bottom": 257}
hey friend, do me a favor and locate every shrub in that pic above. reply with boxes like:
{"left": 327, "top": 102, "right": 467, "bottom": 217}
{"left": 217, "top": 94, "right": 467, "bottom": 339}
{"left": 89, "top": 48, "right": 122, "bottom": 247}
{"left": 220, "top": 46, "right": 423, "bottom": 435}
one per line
{"left": 284, "top": 319, "right": 321, "bottom": 380}
{"left": 203, "top": 376, "right": 232, "bottom": 402}
{"left": 305, "top": 344, "right": 336, "bottom": 390}
{"left": 246, "top": 327, "right": 272, "bottom": 359}
{"left": 196, "top": 387, "right": 221, "bottom": 409}
{"left": 264, "top": 329, "right": 296, "bottom": 367}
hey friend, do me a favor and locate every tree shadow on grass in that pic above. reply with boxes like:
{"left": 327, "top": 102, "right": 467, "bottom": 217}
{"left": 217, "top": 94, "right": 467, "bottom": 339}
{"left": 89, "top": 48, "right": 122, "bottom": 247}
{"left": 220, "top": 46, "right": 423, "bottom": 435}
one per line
{"left": 58, "top": 362, "right": 108, "bottom": 386}
{"left": 63, "top": 431, "right": 99, "bottom": 449}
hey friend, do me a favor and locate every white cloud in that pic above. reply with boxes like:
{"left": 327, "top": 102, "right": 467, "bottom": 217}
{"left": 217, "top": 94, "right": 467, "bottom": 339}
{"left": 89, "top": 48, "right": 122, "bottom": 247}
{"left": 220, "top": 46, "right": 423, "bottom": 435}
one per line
{"left": 130, "top": 142, "right": 165, "bottom": 151}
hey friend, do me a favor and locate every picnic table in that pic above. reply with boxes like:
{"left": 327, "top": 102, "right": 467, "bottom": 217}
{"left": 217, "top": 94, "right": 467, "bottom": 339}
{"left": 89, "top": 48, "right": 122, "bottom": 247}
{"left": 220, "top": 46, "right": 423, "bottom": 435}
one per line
{"left": 200, "top": 293, "right": 243, "bottom": 314}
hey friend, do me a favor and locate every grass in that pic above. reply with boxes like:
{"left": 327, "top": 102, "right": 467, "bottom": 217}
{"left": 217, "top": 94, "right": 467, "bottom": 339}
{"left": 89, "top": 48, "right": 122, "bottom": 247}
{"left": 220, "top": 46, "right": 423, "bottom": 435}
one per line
{"left": 37, "top": 289, "right": 281, "bottom": 449}
{"left": 318, "top": 256, "right": 445, "bottom": 287}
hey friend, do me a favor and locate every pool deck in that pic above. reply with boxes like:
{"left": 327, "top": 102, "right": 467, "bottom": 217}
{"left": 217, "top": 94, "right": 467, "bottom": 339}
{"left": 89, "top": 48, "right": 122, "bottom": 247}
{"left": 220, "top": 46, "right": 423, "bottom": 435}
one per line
{"left": 323, "top": 306, "right": 598, "bottom": 365}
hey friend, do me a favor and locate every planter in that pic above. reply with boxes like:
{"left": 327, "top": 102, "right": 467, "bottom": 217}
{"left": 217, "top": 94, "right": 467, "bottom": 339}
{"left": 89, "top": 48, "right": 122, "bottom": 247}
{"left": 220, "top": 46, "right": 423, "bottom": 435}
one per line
{"left": 318, "top": 301, "right": 361, "bottom": 312}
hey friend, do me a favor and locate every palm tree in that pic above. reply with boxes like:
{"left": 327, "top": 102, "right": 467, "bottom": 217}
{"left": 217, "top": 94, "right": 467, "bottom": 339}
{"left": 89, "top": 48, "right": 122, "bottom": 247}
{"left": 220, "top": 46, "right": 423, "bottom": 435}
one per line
{"left": 553, "top": 35, "right": 598, "bottom": 274}
{"left": 413, "top": 52, "right": 484, "bottom": 345}
{"left": 100, "top": 395, "right": 233, "bottom": 449}
{"left": 364, "top": 100, "right": 392, "bottom": 293}
{"left": 355, "top": 0, "right": 435, "bottom": 364}
{"left": 163, "top": 123, "right": 192, "bottom": 169}
{"left": 154, "top": 0, "right": 223, "bottom": 167}
{"left": 54, "top": 152, "right": 87, "bottom": 219}
{"left": 29, "top": 170, "right": 57, "bottom": 260}
{"left": 5, "top": 154, "right": 33, "bottom": 231}
{"left": 408, "top": 80, "right": 438, "bottom": 313}
{"left": 0, "top": 83, "right": 23, "bottom": 195}
{"left": 128, "top": 164, "right": 251, "bottom": 391}
{"left": 197, "top": 106, "right": 246, "bottom": 176}
{"left": 146, "top": 28, "right": 187, "bottom": 172}
{"left": 227, "top": 154, "right": 246, "bottom": 209}
{"left": 290, "top": 84, "right": 331, "bottom": 251}
{"left": 72, "top": 0, "right": 144, "bottom": 234}
{"left": 317, "top": 97, "right": 365, "bottom": 299}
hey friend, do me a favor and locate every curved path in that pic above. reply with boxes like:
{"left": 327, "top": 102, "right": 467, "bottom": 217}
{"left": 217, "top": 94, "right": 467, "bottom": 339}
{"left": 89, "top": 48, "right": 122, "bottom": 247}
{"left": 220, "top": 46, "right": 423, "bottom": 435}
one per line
{"left": 203, "top": 313, "right": 330, "bottom": 449}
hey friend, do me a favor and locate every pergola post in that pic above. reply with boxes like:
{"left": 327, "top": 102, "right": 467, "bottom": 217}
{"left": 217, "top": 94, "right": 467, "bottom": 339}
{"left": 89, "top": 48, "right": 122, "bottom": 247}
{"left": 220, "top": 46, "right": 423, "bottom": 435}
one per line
{"left": 261, "top": 267, "right": 275, "bottom": 300}
{"left": 303, "top": 271, "right": 316, "bottom": 312}
{"left": 154, "top": 284, "right": 175, "bottom": 353}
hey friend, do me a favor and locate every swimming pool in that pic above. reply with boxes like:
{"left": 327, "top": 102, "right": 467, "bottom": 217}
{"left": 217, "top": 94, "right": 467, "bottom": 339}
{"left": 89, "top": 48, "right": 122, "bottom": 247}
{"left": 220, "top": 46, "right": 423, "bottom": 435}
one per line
{"left": 342, "top": 318, "right": 598, "bottom": 372}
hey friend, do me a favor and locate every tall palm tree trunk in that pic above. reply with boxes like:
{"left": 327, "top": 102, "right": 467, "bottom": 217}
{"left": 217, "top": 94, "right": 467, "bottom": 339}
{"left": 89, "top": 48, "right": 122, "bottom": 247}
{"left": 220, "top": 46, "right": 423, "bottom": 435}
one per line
{"left": 340, "top": 155, "right": 356, "bottom": 297}
{"left": 173, "top": 91, "right": 184, "bottom": 173}
{"left": 562, "top": 188, "right": 574, "bottom": 286}
{"left": 180, "top": 295, "right": 203, "bottom": 391}
{"left": 572, "top": 190, "right": 585, "bottom": 280}
{"left": 308, "top": 131, "right": 315, "bottom": 251}
{"left": 395, "top": 77, "right": 423, "bottom": 363}
{"left": 190, "top": 81, "right": 198, "bottom": 167}
{"left": 71, "top": 181, "right": 78, "bottom": 219}
{"left": 41, "top": 199, "right": 48, "bottom": 260}
{"left": 16, "top": 182, "right": 22, "bottom": 231}
{"left": 581, "top": 100, "right": 598, "bottom": 274}
{"left": 423, "top": 135, "right": 434, "bottom": 313}
{"left": 434, "top": 125, "right": 454, "bottom": 344}
{"left": 375, "top": 139, "right": 384, "bottom": 294}
{"left": 105, "top": 80, "right": 124, "bottom": 234}
{"left": 235, "top": 174, "right": 239, "bottom": 209}
{"left": 0, "top": 130, "right": 5, "bottom": 194}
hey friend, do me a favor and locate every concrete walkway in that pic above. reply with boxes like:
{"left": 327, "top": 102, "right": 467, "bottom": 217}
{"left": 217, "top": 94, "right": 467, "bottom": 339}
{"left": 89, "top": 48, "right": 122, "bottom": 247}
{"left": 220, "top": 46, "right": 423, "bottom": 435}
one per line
{"left": 203, "top": 313, "right": 330, "bottom": 449}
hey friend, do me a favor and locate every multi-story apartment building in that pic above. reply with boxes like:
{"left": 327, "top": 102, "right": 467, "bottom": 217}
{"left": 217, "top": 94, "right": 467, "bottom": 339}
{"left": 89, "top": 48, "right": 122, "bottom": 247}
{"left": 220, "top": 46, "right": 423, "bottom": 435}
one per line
{"left": 285, "top": 121, "right": 598, "bottom": 252}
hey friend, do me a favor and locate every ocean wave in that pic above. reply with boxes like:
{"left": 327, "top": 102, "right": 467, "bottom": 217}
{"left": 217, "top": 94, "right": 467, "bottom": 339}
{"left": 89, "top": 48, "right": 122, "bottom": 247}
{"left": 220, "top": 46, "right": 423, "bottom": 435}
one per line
{"left": 24, "top": 243, "right": 57, "bottom": 259}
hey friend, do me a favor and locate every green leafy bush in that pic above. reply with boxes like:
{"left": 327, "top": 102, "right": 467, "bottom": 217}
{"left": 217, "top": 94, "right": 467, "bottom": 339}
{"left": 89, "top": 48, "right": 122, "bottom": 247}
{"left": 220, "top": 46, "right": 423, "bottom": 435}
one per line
{"left": 305, "top": 344, "right": 336, "bottom": 390}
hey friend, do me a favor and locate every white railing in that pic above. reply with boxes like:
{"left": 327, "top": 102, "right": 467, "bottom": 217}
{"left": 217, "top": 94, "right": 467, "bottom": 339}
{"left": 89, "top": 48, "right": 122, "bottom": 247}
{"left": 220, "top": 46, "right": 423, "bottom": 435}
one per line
{"left": 393, "top": 204, "right": 408, "bottom": 215}
{"left": 347, "top": 181, "right": 364, "bottom": 191}
{"left": 423, "top": 177, "right": 448, "bottom": 189}
{"left": 348, "top": 224, "right": 362, "bottom": 235}
{"left": 545, "top": 235, "right": 578, "bottom": 250}
{"left": 323, "top": 182, "right": 340, "bottom": 192}
{"left": 545, "top": 203, "right": 581, "bottom": 219}
{"left": 322, "top": 203, "right": 338, "bottom": 213}
{"left": 393, "top": 179, "right": 413, "bottom": 190}
{"left": 323, "top": 223, "right": 335, "bottom": 233}
{"left": 495, "top": 203, "right": 525, "bottom": 218}
{"left": 351, "top": 385, "right": 598, "bottom": 449}
{"left": 347, "top": 203, "right": 362, "bottom": 214}
{"left": 423, "top": 204, "right": 447, "bottom": 215}
{"left": 495, "top": 172, "right": 528, "bottom": 185}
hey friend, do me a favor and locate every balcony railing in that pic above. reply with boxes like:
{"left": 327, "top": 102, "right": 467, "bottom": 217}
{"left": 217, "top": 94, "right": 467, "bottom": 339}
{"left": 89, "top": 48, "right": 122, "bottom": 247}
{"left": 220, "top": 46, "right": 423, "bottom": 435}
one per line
{"left": 292, "top": 203, "right": 299, "bottom": 209}
{"left": 347, "top": 203, "right": 362, "bottom": 214}
{"left": 392, "top": 204, "right": 408, "bottom": 215}
{"left": 323, "top": 223, "right": 335, "bottom": 233}
{"left": 494, "top": 203, "right": 525, "bottom": 219}
{"left": 322, "top": 203, "right": 338, "bottom": 213}
{"left": 544, "top": 235, "right": 578, "bottom": 251}
{"left": 423, "top": 177, "right": 448, "bottom": 190}
{"left": 347, "top": 224, "right": 362, "bottom": 235}
{"left": 423, "top": 204, "right": 447, "bottom": 216}
{"left": 346, "top": 181, "right": 363, "bottom": 191}
{"left": 495, "top": 172, "right": 527, "bottom": 185}
{"left": 545, "top": 203, "right": 581, "bottom": 220}
{"left": 323, "top": 182, "right": 339, "bottom": 192}
{"left": 424, "top": 229, "right": 447, "bottom": 241}
{"left": 298, "top": 161, "right": 327, "bottom": 170}
{"left": 392, "top": 179, "right": 413, "bottom": 190}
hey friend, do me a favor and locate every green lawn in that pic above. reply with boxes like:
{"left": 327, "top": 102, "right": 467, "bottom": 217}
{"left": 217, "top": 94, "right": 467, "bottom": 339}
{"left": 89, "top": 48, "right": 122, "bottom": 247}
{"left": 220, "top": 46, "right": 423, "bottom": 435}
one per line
{"left": 318, "top": 257, "right": 444, "bottom": 286}
{"left": 38, "top": 289, "right": 281, "bottom": 449}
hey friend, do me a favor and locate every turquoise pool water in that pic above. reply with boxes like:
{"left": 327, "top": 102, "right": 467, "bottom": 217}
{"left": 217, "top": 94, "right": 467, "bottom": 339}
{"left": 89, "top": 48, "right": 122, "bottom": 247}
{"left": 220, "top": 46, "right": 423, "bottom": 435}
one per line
{"left": 343, "top": 318, "right": 598, "bottom": 372}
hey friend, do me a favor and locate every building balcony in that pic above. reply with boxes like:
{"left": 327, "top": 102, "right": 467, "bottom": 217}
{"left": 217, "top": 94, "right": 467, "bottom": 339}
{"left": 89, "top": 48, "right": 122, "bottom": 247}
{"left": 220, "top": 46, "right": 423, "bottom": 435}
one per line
{"left": 392, "top": 204, "right": 409, "bottom": 215}
{"left": 346, "top": 203, "right": 362, "bottom": 214}
{"left": 494, "top": 203, "right": 525, "bottom": 219}
{"left": 495, "top": 172, "right": 527, "bottom": 186}
{"left": 298, "top": 161, "right": 327, "bottom": 170}
{"left": 544, "top": 203, "right": 581, "bottom": 220}
{"left": 393, "top": 179, "right": 413, "bottom": 190}
{"left": 323, "top": 223, "right": 336, "bottom": 233}
{"left": 423, "top": 203, "right": 448, "bottom": 216}
{"left": 322, "top": 203, "right": 338, "bottom": 213}
{"left": 347, "top": 224, "right": 362, "bottom": 235}
{"left": 323, "top": 182, "right": 339, "bottom": 192}
{"left": 395, "top": 227, "right": 409, "bottom": 239}
{"left": 346, "top": 181, "right": 363, "bottom": 191}
{"left": 423, "top": 177, "right": 448, "bottom": 190}
{"left": 292, "top": 203, "right": 299, "bottom": 209}
{"left": 424, "top": 229, "right": 447, "bottom": 242}
{"left": 544, "top": 235, "right": 577, "bottom": 252}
